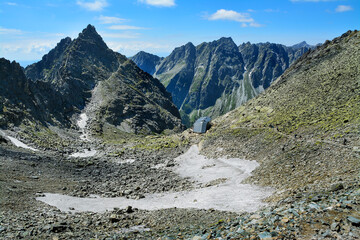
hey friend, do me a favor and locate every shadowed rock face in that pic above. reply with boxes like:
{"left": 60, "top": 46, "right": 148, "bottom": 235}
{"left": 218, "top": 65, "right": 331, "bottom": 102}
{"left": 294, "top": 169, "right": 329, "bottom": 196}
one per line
{"left": 132, "top": 38, "right": 312, "bottom": 126}
{"left": 0, "top": 58, "right": 68, "bottom": 128}
{"left": 0, "top": 58, "right": 37, "bottom": 127}
{"left": 1, "top": 25, "right": 183, "bottom": 134}
{"left": 130, "top": 51, "right": 163, "bottom": 75}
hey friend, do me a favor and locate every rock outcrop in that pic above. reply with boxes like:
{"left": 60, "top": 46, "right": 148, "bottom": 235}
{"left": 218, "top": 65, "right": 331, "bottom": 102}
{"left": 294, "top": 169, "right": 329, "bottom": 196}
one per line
{"left": 0, "top": 58, "right": 38, "bottom": 127}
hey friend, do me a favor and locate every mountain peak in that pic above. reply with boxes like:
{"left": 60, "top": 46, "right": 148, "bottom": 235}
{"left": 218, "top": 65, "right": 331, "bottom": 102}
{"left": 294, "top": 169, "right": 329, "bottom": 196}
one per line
{"left": 185, "top": 42, "right": 195, "bottom": 48}
{"left": 83, "top": 24, "right": 97, "bottom": 34}
{"left": 78, "top": 24, "right": 102, "bottom": 41}
{"left": 74, "top": 24, "right": 109, "bottom": 51}
{"left": 291, "top": 41, "right": 312, "bottom": 50}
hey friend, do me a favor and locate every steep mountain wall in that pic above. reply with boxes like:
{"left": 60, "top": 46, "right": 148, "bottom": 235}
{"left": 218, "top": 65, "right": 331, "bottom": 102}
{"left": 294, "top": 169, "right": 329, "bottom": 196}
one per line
{"left": 132, "top": 39, "right": 311, "bottom": 126}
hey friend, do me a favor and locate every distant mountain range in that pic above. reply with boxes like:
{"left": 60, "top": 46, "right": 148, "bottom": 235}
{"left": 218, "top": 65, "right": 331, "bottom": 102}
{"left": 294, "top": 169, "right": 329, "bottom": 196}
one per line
{"left": 0, "top": 24, "right": 319, "bottom": 135}
{"left": 0, "top": 25, "right": 183, "bottom": 134}
{"left": 131, "top": 39, "right": 315, "bottom": 126}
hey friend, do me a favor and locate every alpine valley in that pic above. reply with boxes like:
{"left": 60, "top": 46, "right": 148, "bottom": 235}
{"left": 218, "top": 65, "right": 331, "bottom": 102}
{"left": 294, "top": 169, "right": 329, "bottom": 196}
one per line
{"left": 0, "top": 25, "right": 359, "bottom": 240}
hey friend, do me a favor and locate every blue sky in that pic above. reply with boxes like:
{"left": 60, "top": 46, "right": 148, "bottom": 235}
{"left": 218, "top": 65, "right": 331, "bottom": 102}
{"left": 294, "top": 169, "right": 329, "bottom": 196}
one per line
{"left": 0, "top": 0, "right": 358, "bottom": 66}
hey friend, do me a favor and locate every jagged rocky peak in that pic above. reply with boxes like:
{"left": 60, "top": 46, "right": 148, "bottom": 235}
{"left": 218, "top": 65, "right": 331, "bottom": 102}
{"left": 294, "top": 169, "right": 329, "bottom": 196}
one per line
{"left": 215, "top": 37, "right": 237, "bottom": 48}
{"left": 291, "top": 41, "right": 311, "bottom": 50}
{"left": 21, "top": 25, "right": 183, "bottom": 134}
{"left": 76, "top": 24, "right": 108, "bottom": 50}
{"left": 130, "top": 51, "right": 163, "bottom": 75}
{"left": 171, "top": 42, "right": 196, "bottom": 60}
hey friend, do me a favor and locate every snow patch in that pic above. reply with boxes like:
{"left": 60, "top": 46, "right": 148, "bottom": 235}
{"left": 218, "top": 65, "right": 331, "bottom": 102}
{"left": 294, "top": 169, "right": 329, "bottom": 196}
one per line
{"left": 77, "top": 113, "right": 89, "bottom": 141}
{"left": 70, "top": 149, "right": 97, "bottom": 158}
{"left": 0, "top": 130, "right": 38, "bottom": 151}
{"left": 37, "top": 145, "right": 273, "bottom": 213}
{"left": 77, "top": 113, "right": 88, "bottom": 129}
{"left": 114, "top": 159, "right": 136, "bottom": 164}
{"left": 119, "top": 225, "right": 150, "bottom": 233}
{"left": 175, "top": 145, "right": 258, "bottom": 184}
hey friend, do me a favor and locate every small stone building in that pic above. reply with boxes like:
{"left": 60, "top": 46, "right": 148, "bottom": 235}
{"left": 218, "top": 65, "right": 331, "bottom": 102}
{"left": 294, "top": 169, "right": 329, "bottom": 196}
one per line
{"left": 193, "top": 117, "right": 211, "bottom": 133}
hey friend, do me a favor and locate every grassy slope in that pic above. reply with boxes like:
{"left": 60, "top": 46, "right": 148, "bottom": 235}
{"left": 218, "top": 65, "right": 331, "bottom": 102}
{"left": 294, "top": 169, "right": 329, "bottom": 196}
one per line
{"left": 202, "top": 30, "right": 360, "bottom": 199}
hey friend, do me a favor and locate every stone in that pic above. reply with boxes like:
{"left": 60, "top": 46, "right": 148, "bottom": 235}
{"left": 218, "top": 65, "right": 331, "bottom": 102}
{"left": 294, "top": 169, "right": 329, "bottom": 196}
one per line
{"left": 126, "top": 206, "right": 134, "bottom": 213}
{"left": 331, "top": 222, "right": 340, "bottom": 232}
{"left": 51, "top": 224, "right": 67, "bottom": 233}
{"left": 322, "top": 230, "right": 332, "bottom": 238}
{"left": 109, "top": 214, "right": 120, "bottom": 223}
{"left": 330, "top": 183, "right": 344, "bottom": 192}
{"left": 250, "top": 214, "right": 262, "bottom": 220}
{"left": 192, "top": 236, "right": 202, "bottom": 240}
{"left": 258, "top": 232, "right": 273, "bottom": 239}
{"left": 347, "top": 216, "right": 360, "bottom": 226}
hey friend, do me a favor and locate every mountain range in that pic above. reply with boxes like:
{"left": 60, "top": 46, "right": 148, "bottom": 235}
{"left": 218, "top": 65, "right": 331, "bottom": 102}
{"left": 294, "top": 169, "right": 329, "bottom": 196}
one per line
{"left": 1, "top": 25, "right": 183, "bottom": 134}
{"left": 131, "top": 38, "right": 314, "bottom": 126}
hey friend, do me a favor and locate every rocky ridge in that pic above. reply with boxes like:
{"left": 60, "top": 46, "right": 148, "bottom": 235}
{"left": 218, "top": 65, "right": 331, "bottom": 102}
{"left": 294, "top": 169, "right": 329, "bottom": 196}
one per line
{"left": 2, "top": 24, "right": 183, "bottom": 135}
{"left": 132, "top": 38, "right": 312, "bottom": 126}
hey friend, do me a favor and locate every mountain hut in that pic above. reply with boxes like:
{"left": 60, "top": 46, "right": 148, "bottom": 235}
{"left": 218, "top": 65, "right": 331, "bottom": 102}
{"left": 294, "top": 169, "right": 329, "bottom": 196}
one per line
{"left": 193, "top": 117, "right": 211, "bottom": 133}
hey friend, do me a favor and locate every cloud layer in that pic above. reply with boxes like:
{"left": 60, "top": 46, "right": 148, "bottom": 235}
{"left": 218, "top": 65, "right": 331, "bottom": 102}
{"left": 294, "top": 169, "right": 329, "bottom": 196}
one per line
{"left": 206, "top": 9, "right": 261, "bottom": 27}
{"left": 335, "top": 5, "right": 353, "bottom": 12}
{"left": 76, "top": 0, "right": 108, "bottom": 11}
{"left": 139, "top": 0, "right": 175, "bottom": 7}
{"left": 108, "top": 25, "right": 148, "bottom": 30}
{"left": 208, "top": 9, "right": 253, "bottom": 22}
{"left": 98, "top": 15, "right": 125, "bottom": 24}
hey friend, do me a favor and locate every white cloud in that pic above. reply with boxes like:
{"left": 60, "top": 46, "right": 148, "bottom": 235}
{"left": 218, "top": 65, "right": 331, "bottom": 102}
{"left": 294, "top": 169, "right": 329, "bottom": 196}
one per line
{"left": 101, "top": 32, "right": 141, "bottom": 39}
{"left": 0, "top": 27, "right": 22, "bottom": 35}
{"left": 107, "top": 40, "right": 172, "bottom": 56}
{"left": 335, "top": 5, "right": 353, "bottom": 12}
{"left": 206, "top": 9, "right": 262, "bottom": 27}
{"left": 139, "top": 0, "right": 175, "bottom": 7}
{"left": 108, "top": 25, "right": 148, "bottom": 30}
{"left": 0, "top": 39, "right": 59, "bottom": 61}
{"left": 249, "top": 22, "right": 263, "bottom": 27}
{"left": 207, "top": 9, "right": 254, "bottom": 23}
{"left": 98, "top": 15, "right": 125, "bottom": 24}
{"left": 241, "top": 22, "right": 263, "bottom": 28}
{"left": 5, "top": 2, "right": 18, "bottom": 6}
{"left": 76, "top": 0, "right": 108, "bottom": 11}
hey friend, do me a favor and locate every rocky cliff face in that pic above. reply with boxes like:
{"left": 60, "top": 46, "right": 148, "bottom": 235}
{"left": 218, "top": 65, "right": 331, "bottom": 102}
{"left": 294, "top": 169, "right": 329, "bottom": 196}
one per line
{"left": 132, "top": 39, "right": 311, "bottom": 126}
{"left": 0, "top": 57, "right": 79, "bottom": 129}
{"left": 130, "top": 51, "right": 163, "bottom": 75}
{"left": 0, "top": 58, "right": 38, "bottom": 127}
{"left": 2, "top": 25, "right": 182, "bottom": 134}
